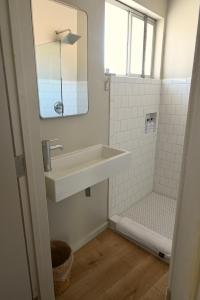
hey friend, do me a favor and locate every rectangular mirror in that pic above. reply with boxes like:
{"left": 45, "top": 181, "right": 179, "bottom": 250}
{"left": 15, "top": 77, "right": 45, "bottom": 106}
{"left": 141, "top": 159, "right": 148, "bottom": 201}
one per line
{"left": 32, "top": 0, "right": 89, "bottom": 119}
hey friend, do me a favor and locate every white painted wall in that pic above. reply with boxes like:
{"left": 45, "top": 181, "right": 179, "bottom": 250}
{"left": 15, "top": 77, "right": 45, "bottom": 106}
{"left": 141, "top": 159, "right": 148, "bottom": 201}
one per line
{"left": 133, "top": 0, "right": 167, "bottom": 17}
{"left": 32, "top": 0, "right": 78, "bottom": 81}
{"left": 162, "top": 0, "right": 199, "bottom": 78}
{"left": 37, "top": 0, "right": 109, "bottom": 250}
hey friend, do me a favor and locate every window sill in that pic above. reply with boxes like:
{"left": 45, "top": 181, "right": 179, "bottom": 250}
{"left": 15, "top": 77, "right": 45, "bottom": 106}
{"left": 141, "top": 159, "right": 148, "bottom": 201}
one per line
{"left": 104, "top": 73, "right": 158, "bottom": 80}
{"left": 104, "top": 74, "right": 161, "bottom": 84}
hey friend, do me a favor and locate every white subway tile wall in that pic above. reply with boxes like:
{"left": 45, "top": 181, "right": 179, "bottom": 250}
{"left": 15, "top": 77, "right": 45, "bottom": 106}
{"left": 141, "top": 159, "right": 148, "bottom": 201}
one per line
{"left": 38, "top": 79, "right": 61, "bottom": 118}
{"left": 38, "top": 79, "right": 88, "bottom": 117}
{"left": 109, "top": 76, "right": 191, "bottom": 217}
{"left": 109, "top": 76, "right": 161, "bottom": 216}
{"left": 154, "top": 79, "right": 191, "bottom": 199}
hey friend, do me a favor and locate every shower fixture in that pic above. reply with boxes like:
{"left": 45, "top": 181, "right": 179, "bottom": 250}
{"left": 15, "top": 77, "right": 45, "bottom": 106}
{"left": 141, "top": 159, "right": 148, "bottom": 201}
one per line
{"left": 55, "top": 29, "right": 81, "bottom": 45}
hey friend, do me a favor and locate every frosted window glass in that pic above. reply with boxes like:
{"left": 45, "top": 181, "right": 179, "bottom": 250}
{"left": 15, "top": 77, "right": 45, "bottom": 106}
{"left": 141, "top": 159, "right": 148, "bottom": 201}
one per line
{"left": 145, "top": 23, "right": 154, "bottom": 76}
{"left": 130, "top": 16, "right": 144, "bottom": 75}
{"left": 105, "top": 2, "right": 128, "bottom": 75}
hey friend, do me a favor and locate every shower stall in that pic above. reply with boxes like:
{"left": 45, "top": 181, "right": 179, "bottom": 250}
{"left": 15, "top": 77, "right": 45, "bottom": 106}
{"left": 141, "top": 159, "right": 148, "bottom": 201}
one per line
{"left": 108, "top": 76, "right": 191, "bottom": 260}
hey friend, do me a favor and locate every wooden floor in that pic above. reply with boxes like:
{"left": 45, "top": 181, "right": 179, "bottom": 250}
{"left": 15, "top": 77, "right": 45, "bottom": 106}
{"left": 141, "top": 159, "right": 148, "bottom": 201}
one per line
{"left": 57, "top": 229, "right": 169, "bottom": 300}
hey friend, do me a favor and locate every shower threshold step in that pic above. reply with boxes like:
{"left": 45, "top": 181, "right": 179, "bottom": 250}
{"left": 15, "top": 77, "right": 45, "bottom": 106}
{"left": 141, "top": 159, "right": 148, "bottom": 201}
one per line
{"left": 109, "top": 192, "right": 177, "bottom": 262}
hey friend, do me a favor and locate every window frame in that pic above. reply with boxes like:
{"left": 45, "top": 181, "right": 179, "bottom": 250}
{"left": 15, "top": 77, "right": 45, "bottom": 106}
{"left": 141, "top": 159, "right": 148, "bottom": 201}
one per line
{"left": 105, "top": 0, "right": 156, "bottom": 78}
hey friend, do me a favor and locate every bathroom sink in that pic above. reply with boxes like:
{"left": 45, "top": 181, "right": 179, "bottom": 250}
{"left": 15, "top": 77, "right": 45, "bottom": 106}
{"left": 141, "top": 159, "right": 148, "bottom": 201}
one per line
{"left": 45, "top": 144, "right": 131, "bottom": 202}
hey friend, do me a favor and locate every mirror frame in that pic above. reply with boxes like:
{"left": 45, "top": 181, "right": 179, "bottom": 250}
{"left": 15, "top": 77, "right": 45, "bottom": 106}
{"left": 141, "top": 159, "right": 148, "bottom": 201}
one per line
{"left": 34, "top": 0, "right": 90, "bottom": 119}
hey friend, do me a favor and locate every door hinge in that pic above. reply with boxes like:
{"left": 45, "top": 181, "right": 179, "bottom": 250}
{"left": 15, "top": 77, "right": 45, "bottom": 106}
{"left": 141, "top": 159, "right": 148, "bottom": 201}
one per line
{"left": 104, "top": 77, "right": 110, "bottom": 92}
{"left": 166, "top": 287, "right": 171, "bottom": 300}
{"left": 15, "top": 154, "right": 26, "bottom": 178}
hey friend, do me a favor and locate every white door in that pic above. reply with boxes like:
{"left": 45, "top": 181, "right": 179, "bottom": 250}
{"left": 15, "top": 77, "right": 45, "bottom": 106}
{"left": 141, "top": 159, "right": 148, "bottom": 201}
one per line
{"left": 169, "top": 12, "right": 200, "bottom": 300}
{"left": 0, "top": 1, "right": 55, "bottom": 299}
{"left": 0, "top": 43, "right": 32, "bottom": 299}
{"left": 1, "top": 0, "right": 200, "bottom": 300}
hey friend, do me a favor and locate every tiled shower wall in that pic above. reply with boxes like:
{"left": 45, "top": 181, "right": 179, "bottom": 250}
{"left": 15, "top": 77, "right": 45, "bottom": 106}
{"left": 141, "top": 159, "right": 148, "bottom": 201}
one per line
{"left": 154, "top": 79, "right": 191, "bottom": 199}
{"left": 109, "top": 76, "right": 161, "bottom": 216}
{"left": 109, "top": 76, "right": 191, "bottom": 217}
{"left": 38, "top": 80, "right": 88, "bottom": 117}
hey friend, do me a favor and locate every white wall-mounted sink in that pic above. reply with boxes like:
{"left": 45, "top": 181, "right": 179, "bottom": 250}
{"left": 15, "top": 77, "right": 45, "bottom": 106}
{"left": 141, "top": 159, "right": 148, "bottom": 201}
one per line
{"left": 45, "top": 144, "right": 131, "bottom": 202}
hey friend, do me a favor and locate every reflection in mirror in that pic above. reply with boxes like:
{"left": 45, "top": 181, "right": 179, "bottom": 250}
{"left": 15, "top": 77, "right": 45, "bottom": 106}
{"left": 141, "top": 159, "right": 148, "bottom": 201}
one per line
{"left": 36, "top": 42, "right": 62, "bottom": 118}
{"left": 32, "top": 0, "right": 88, "bottom": 118}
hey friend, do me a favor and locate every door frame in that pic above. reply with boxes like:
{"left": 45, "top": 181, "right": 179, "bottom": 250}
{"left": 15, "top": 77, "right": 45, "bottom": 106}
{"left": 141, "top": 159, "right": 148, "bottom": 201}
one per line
{"left": 0, "top": 1, "right": 54, "bottom": 299}
{"left": 1, "top": 1, "right": 200, "bottom": 300}
{"left": 168, "top": 10, "right": 200, "bottom": 300}
{"left": 0, "top": 33, "right": 33, "bottom": 300}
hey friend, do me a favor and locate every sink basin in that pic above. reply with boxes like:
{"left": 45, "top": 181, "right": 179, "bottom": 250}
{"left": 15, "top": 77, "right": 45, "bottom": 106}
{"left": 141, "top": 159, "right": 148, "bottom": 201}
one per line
{"left": 45, "top": 144, "right": 131, "bottom": 202}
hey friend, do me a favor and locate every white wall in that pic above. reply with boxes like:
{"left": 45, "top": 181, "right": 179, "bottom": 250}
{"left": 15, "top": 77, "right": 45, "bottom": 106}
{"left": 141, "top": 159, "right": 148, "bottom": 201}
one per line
{"left": 162, "top": 0, "right": 199, "bottom": 78}
{"left": 36, "top": 0, "right": 109, "bottom": 250}
{"left": 32, "top": 0, "right": 78, "bottom": 81}
{"left": 154, "top": 79, "right": 191, "bottom": 199}
{"left": 32, "top": 0, "right": 78, "bottom": 45}
{"left": 109, "top": 77, "right": 161, "bottom": 216}
{"left": 133, "top": 0, "right": 167, "bottom": 18}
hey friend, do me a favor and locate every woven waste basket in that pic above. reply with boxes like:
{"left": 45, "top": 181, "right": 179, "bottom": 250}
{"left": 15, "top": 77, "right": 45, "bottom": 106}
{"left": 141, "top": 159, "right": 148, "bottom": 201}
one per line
{"left": 51, "top": 240, "right": 73, "bottom": 297}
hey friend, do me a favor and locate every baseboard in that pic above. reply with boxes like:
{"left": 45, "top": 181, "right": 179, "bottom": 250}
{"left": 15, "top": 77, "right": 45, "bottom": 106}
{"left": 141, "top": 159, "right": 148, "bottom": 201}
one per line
{"left": 71, "top": 221, "right": 108, "bottom": 252}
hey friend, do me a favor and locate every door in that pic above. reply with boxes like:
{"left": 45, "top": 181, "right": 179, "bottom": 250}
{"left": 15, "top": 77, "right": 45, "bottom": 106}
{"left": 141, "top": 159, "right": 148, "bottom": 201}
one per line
{"left": 0, "top": 1, "right": 55, "bottom": 299}
{"left": 169, "top": 11, "right": 200, "bottom": 300}
{"left": 0, "top": 42, "right": 32, "bottom": 299}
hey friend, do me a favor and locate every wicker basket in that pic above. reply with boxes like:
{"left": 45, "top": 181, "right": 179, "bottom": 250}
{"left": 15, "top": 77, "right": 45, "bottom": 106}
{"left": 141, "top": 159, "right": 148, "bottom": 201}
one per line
{"left": 51, "top": 240, "right": 73, "bottom": 297}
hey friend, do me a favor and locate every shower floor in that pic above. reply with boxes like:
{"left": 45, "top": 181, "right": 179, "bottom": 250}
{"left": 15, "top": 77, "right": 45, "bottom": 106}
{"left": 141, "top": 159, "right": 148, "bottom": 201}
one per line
{"left": 110, "top": 192, "right": 177, "bottom": 260}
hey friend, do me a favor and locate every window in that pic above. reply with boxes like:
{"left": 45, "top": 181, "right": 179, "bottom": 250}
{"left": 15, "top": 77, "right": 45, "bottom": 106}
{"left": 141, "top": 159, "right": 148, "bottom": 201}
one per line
{"left": 105, "top": 0, "right": 156, "bottom": 77}
{"left": 104, "top": 2, "right": 128, "bottom": 75}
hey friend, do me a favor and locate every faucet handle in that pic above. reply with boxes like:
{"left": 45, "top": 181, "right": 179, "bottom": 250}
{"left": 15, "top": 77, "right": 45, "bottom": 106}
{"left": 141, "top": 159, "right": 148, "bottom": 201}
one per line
{"left": 49, "top": 139, "right": 63, "bottom": 151}
{"left": 50, "top": 138, "right": 59, "bottom": 143}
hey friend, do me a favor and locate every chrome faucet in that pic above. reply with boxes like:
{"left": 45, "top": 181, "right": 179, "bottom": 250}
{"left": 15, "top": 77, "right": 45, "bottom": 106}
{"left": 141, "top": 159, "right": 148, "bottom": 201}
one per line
{"left": 42, "top": 139, "right": 63, "bottom": 172}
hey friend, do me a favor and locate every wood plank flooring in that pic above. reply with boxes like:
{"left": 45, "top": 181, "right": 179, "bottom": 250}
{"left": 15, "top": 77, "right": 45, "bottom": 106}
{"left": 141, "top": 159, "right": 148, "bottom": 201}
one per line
{"left": 57, "top": 229, "right": 169, "bottom": 300}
